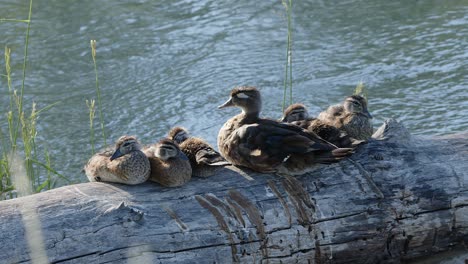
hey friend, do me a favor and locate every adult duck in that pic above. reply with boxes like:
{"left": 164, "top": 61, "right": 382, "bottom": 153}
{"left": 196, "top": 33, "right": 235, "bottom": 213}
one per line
{"left": 217, "top": 86, "right": 352, "bottom": 175}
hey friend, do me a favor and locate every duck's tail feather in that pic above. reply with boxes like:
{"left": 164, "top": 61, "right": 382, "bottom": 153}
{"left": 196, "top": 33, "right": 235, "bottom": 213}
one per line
{"left": 314, "top": 148, "right": 353, "bottom": 164}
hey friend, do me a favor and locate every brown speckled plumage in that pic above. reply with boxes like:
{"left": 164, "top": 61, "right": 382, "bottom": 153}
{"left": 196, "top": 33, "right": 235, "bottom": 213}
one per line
{"left": 217, "top": 86, "right": 353, "bottom": 175}
{"left": 144, "top": 138, "right": 192, "bottom": 187}
{"left": 281, "top": 103, "right": 353, "bottom": 148}
{"left": 168, "top": 127, "right": 229, "bottom": 178}
{"left": 318, "top": 95, "right": 373, "bottom": 140}
{"left": 84, "top": 135, "right": 150, "bottom": 185}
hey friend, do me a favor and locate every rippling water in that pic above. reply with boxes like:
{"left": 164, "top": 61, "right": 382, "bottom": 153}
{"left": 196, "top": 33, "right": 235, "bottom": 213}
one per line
{"left": 1, "top": 0, "right": 467, "bottom": 183}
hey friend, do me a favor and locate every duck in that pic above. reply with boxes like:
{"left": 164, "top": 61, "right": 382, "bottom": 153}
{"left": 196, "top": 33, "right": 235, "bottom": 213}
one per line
{"left": 317, "top": 95, "right": 373, "bottom": 140}
{"left": 143, "top": 138, "right": 192, "bottom": 187}
{"left": 280, "top": 103, "right": 353, "bottom": 148}
{"left": 84, "top": 135, "right": 150, "bottom": 185}
{"left": 217, "top": 86, "right": 353, "bottom": 175}
{"left": 168, "top": 127, "right": 230, "bottom": 178}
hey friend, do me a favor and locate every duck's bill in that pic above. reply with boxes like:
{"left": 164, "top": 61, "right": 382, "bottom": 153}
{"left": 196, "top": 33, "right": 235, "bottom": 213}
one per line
{"left": 364, "top": 109, "right": 373, "bottom": 119}
{"left": 110, "top": 149, "right": 123, "bottom": 161}
{"left": 218, "top": 98, "right": 234, "bottom": 109}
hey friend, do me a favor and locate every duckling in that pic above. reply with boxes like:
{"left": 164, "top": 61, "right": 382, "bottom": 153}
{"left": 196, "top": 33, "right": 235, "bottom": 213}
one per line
{"left": 84, "top": 135, "right": 150, "bottom": 185}
{"left": 143, "top": 138, "right": 192, "bottom": 187}
{"left": 280, "top": 103, "right": 353, "bottom": 148}
{"left": 217, "top": 86, "right": 353, "bottom": 175}
{"left": 317, "top": 95, "right": 373, "bottom": 140}
{"left": 168, "top": 127, "right": 230, "bottom": 178}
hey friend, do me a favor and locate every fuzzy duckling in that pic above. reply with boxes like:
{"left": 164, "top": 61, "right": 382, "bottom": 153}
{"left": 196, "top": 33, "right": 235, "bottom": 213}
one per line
{"left": 144, "top": 138, "right": 192, "bottom": 187}
{"left": 280, "top": 103, "right": 353, "bottom": 148}
{"left": 217, "top": 86, "right": 353, "bottom": 175}
{"left": 84, "top": 135, "right": 150, "bottom": 185}
{"left": 168, "top": 127, "right": 230, "bottom": 178}
{"left": 317, "top": 95, "right": 373, "bottom": 140}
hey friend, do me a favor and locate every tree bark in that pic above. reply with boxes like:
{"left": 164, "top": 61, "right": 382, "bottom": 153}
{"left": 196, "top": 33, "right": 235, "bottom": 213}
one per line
{"left": 0, "top": 119, "right": 467, "bottom": 264}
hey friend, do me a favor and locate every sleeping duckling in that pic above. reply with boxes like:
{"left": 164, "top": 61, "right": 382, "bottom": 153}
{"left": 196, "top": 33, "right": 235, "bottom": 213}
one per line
{"left": 144, "top": 138, "right": 192, "bottom": 187}
{"left": 281, "top": 103, "right": 353, "bottom": 148}
{"left": 84, "top": 135, "right": 150, "bottom": 185}
{"left": 168, "top": 127, "right": 229, "bottom": 178}
{"left": 318, "top": 95, "right": 373, "bottom": 140}
{"left": 217, "top": 86, "right": 353, "bottom": 175}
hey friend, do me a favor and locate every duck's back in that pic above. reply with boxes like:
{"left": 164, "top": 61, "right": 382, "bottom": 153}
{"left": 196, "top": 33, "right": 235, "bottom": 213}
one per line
{"left": 318, "top": 104, "right": 373, "bottom": 140}
{"left": 85, "top": 149, "right": 150, "bottom": 185}
{"left": 144, "top": 148, "right": 192, "bottom": 187}
{"left": 180, "top": 137, "right": 227, "bottom": 178}
{"left": 218, "top": 114, "right": 339, "bottom": 173}
{"left": 318, "top": 105, "right": 345, "bottom": 127}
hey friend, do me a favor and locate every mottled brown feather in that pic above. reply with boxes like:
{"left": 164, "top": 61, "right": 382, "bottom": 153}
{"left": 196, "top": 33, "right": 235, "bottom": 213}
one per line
{"left": 144, "top": 138, "right": 192, "bottom": 187}
{"left": 318, "top": 95, "right": 373, "bottom": 140}
{"left": 84, "top": 136, "right": 150, "bottom": 185}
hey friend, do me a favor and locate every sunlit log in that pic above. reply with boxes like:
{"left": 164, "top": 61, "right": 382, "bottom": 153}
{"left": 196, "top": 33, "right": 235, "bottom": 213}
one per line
{"left": 0, "top": 119, "right": 467, "bottom": 263}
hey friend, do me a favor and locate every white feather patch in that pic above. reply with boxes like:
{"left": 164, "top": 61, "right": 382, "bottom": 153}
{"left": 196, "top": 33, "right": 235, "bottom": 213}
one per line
{"left": 236, "top": 92, "right": 250, "bottom": 99}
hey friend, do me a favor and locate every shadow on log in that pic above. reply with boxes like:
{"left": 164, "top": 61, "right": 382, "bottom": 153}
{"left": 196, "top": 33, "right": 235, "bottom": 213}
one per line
{"left": 0, "top": 119, "right": 467, "bottom": 263}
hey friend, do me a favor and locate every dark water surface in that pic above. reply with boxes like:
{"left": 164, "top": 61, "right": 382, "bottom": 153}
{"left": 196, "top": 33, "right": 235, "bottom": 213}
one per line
{"left": 1, "top": 0, "right": 467, "bottom": 183}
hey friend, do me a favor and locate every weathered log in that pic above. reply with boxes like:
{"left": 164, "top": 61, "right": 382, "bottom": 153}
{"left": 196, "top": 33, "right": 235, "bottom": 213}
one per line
{"left": 0, "top": 119, "right": 467, "bottom": 264}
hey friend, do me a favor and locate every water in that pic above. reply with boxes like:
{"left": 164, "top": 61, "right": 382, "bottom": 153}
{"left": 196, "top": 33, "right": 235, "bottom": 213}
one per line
{"left": 1, "top": 0, "right": 467, "bottom": 183}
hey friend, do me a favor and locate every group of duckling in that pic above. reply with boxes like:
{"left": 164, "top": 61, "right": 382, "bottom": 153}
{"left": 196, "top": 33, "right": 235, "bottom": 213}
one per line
{"left": 84, "top": 86, "right": 373, "bottom": 186}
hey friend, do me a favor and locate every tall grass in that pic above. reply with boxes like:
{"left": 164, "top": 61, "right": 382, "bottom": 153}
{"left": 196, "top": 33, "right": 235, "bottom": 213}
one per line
{"left": 1, "top": 0, "right": 69, "bottom": 200}
{"left": 86, "top": 99, "right": 96, "bottom": 155}
{"left": 281, "top": 0, "right": 293, "bottom": 112}
{"left": 90, "top": 40, "right": 107, "bottom": 148}
{"left": 354, "top": 81, "right": 368, "bottom": 100}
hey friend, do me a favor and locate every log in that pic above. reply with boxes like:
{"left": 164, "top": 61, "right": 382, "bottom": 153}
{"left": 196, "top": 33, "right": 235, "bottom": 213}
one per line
{"left": 0, "top": 119, "right": 467, "bottom": 264}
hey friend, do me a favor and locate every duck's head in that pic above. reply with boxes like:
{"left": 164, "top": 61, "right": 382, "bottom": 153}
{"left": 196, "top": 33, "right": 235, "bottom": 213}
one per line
{"left": 168, "top": 127, "right": 190, "bottom": 144}
{"left": 218, "top": 86, "right": 262, "bottom": 115}
{"left": 110, "top": 135, "right": 141, "bottom": 161}
{"left": 343, "top": 95, "right": 372, "bottom": 119}
{"left": 280, "top": 103, "right": 309, "bottom": 122}
{"left": 154, "top": 138, "right": 182, "bottom": 161}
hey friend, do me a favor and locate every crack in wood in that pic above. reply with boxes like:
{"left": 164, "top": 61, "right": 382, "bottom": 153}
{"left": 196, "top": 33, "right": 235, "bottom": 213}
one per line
{"left": 51, "top": 251, "right": 100, "bottom": 263}
{"left": 97, "top": 239, "right": 266, "bottom": 264}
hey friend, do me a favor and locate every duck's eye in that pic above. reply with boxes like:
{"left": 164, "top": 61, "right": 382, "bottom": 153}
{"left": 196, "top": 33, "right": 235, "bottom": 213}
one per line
{"left": 123, "top": 142, "right": 131, "bottom": 147}
{"left": 236, "top": 92, "right": 250, "bottom": 99}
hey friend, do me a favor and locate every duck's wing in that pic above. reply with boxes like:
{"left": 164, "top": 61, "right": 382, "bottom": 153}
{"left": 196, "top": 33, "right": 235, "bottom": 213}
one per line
{"left": 260, "top": 118, "right": 339, "bottom": 149}
{"left": 239, "top": 120, "right": 336, "bottom": 158}
{"left": 307, "top": 119, "right": 353, "bottom": 148}
{"left": 195, "top": 148, "right": 230, "bottom": 166}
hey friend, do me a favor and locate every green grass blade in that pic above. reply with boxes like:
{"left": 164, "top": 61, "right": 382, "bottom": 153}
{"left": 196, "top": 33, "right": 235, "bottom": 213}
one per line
{"left": 0, "top": 18, "right": 30, "bottom": 23}
{"left": 29, "top": 159, "right": 71, "bottom": 183}
{"left": 90, "top": 40, "right": 107, "bottom": 146}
